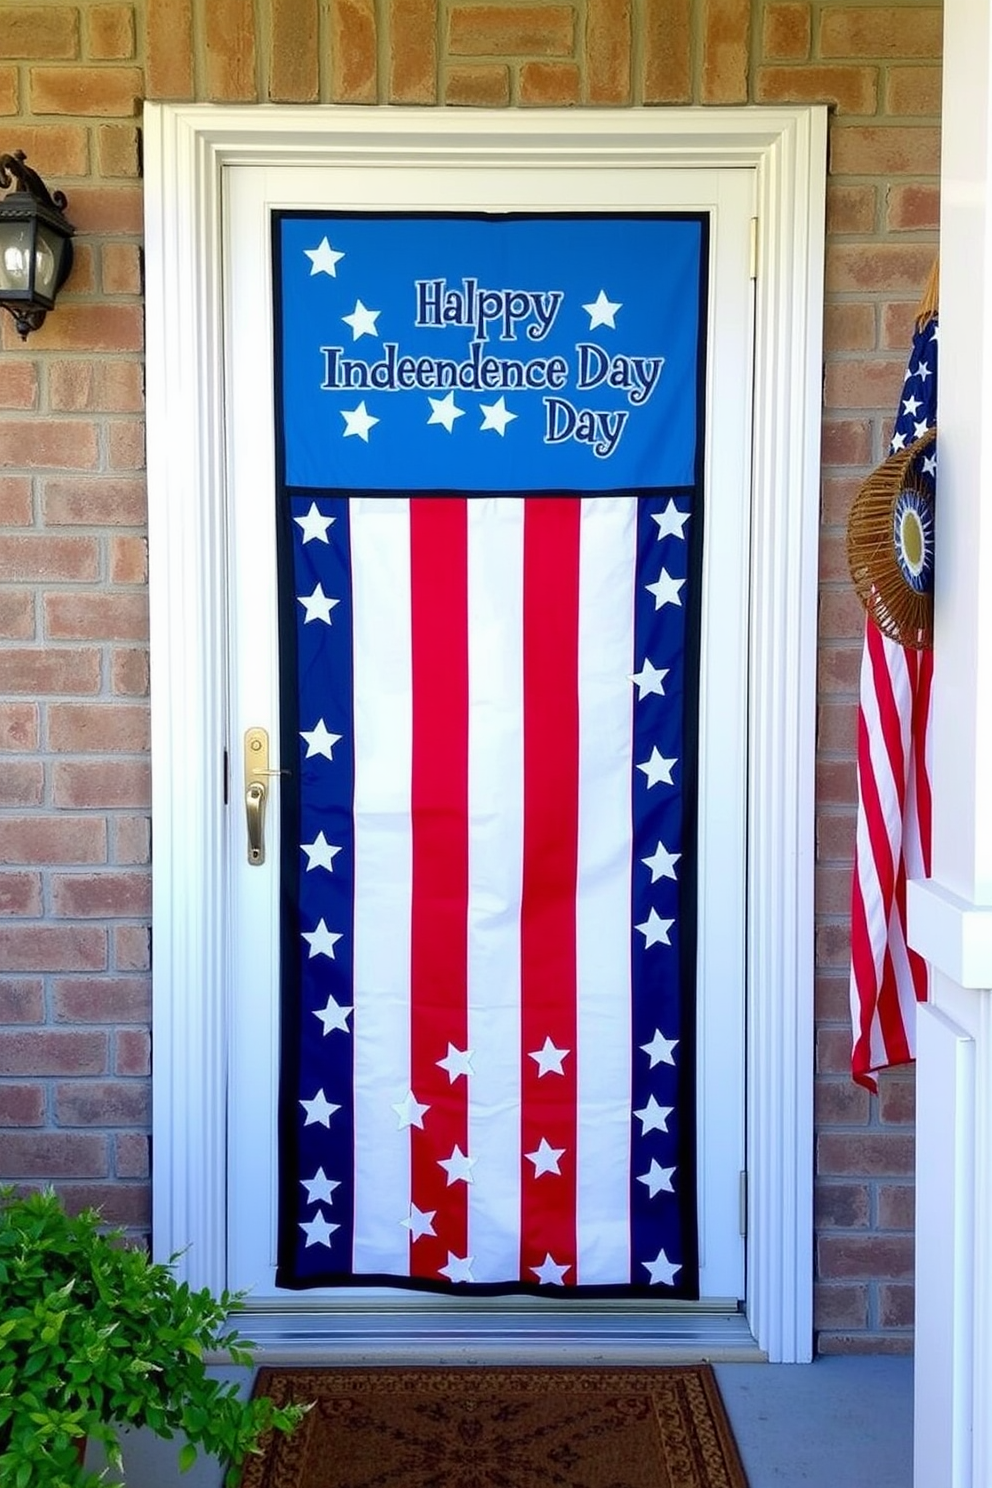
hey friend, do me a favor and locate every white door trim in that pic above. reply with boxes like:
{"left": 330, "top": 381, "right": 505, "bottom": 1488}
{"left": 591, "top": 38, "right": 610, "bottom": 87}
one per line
{"left": 144, "top": 103, "right": 825, "bottom": 1364}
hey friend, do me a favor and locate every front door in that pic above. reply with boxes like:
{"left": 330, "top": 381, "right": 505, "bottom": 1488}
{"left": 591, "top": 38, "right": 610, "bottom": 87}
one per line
{"left": 222, "top": 159, "right": 753, "bottom": 1308}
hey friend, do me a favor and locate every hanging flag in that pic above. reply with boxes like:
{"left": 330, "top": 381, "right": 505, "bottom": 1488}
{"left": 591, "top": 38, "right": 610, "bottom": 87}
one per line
{"left": 848, "top": 301, "right": 938, "bottom": 1091}
{"left": 271, "top": 211, "right": 708, "bottom": 1294}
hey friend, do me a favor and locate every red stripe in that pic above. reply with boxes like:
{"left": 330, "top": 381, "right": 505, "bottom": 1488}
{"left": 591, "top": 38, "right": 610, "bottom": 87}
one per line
{"left": 519, "top": 497, "right": 581, "bottom": 1282}
{"left": 409, "top": 498, "right": 469, "bottom": 1279}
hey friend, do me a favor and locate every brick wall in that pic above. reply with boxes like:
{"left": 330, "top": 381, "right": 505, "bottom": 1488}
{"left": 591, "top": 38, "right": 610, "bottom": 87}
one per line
{"left": 0, "top": 0, "right": 940, "bottom": 1351}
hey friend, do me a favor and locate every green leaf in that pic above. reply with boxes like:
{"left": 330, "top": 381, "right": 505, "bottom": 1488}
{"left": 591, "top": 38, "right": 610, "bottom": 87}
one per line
{"left": 178, "top": 1442, "right": 198, "bottom": 1473}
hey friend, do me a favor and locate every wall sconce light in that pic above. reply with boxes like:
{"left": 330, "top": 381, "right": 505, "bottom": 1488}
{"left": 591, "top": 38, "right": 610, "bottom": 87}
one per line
{"left": 0, "top": 151, "right": 75, "bottom": 340}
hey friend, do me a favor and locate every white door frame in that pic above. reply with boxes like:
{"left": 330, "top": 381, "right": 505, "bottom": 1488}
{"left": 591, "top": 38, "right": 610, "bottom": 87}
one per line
{"left": 144, "top": 103, "right": 826, "bottom": 1364}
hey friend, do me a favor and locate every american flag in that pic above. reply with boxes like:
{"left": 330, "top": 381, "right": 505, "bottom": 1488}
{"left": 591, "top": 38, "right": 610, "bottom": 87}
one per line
{"left": 849, "top": 317, "right": 937, "bottom": 1090}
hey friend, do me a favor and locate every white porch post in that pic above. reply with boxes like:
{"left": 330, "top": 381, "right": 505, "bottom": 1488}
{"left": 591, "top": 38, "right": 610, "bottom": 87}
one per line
{"left": 907, "top": 0, "right": 992, "bottom": 1482}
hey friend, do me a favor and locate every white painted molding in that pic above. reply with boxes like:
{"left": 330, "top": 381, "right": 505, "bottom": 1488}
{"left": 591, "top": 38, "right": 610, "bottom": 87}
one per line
{"left": 144, "top": 103, "right": 825, "bottom": 1360}
{"left": 909, "top": 879, "right": 992, "bottom": 990}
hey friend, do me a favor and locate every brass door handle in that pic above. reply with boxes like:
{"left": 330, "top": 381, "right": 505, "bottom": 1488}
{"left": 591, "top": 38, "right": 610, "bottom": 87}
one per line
{"left": 244, "top": 727, "right": 285, "bottom": 866}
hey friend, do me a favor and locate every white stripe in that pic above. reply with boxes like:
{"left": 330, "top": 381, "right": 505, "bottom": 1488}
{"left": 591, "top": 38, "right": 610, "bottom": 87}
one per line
{"left": 350, "top": 498, "right": 413, "bottom": 1276}
{"left": 575, "top": 497, "right": 636, "bottom": 1284}
{"left": 466, "top": 499, "right": 525, "bottom": 1283}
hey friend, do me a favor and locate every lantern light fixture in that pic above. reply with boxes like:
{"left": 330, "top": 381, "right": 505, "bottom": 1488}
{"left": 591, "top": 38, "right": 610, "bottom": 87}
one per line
{"left": 0, "top": 150, "right": 75, "bottom": 341}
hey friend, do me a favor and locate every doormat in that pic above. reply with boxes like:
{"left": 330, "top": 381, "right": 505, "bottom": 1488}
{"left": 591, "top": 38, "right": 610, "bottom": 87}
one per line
{"left": 239, "top": 1365, "right": 749, "bottom": 1488}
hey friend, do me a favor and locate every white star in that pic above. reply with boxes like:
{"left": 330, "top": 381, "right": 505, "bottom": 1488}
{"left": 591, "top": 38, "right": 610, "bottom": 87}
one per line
{"left": 637, "top": 748, "right": 677, "bottom": 789}
{"left": 341, "top": 401, "right": 379, "bottom": 441}
{"left": 436, "top": 1043, "right": 474, "bottom": 1082}
{"left": 392, "top": 1090, "right": 430, "bottom": 1129}
{"left": 301, "top": 831, "right": 342, "bottom": 873}
{"left": 922, "top": 452, "right": 937, "bottom": 477}
{"left": 916, "top": 360, "right": 932, "bottom": 382}
{"left": 635, "top": 908, "right": 674, "bottom": 948}
{"left": 301, "top": 1168, "right": 340, "bottom": 1205}
{"left": 297, "top": 583, "right": 339, "bottom": 625}
{"left": 342, "top": 299, "right": 380, "bottom": 340}
{"left": 532, "top": 1253, "right": 570, "bottom": 1285}
{"left": 439, "top": 1252, "right": 475, "bottom": 1283}
{"left": 313, "top": 995, "right": 353, "bottom": 1034}
{"left": 528, "top": 1037, "right": 569, "bottom": 1078}
{"left": 890, "top": 431, "right": 907, "bottom": 451}
{"left": 633, "top": 1094, "right": 673, "bottom": 1134}
{"left": 299, "top": 1209, "right": 339, "bottom": 1247}
{"left": 304, "top": 237, "right": 344, "bottom": 277}
{"left": 641, "top": 841, "right": 680, "bottom": 883}
{"left": 299, "top": 1088, "right": 340, "bottom": 1127}
{"left": 641, "top": 1029, "right": 679, "bottom": 1067}
{"left": 930, "top": 324, "right": 939, "bottom": 341}
{"left": 526, "top": 1137, "right": 566, "bottom": 1176}
{"left": 913, "top": 420, "right": 930, "bottom": 440}
{"left": 637, "top": 1159, "right": 676, "bottom": 1198}
{"left": 583, "top": 289, "right": 622, "bottom": 329}
{"left": 301, "top": 918, "right": 342, "bottom": 960}
{"left": 300, "top": 719, "right": 341, "bottom": 760}
{"left": 438, "top": 1145, "right": 476, "bottom": 1185}
{"left": 645, "top": 569, "right": 685, "bottom": 610}
{"left": 401, "top": 1204, "right": 437, "bottom": 1240}
{"left": 902, "top": 394, "right": 922, "bottom": 418}
{"left": 427, "top": 391, "right": 465, "bottom": 433}
{"left": 630, "top": 658, "right": 669, "bottom": 700}
{"left": 294, "top": 502, "right": 335, "bottom": 544}
{"left": 479, "top": 396, "right": 517, "bottom": 436}
{"left": 643, "top": 1247, "right": 681, "bottom": 1286}
{"left": 651, "top": 501, "right": 690, "bottom": 541}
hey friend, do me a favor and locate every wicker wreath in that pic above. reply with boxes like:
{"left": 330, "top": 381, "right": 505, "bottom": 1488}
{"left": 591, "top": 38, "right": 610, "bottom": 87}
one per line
{"left": 846, "top": 425, "right": 936, "bottom": 650}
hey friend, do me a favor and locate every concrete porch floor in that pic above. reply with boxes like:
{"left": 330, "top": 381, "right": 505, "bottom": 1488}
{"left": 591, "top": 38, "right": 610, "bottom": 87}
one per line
{"left": 94, "top": 1354, "right": 913, "bottom": 1486}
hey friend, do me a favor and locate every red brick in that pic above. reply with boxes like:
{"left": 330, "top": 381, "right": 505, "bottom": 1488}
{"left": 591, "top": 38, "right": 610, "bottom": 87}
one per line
{"left": 816, "top": 921, "right": 852, "bottom": 967}
{"left": 47, "top": 702, "right": 149, "bottom": 753}
{"left": 0, "top": 704, "right": 39, "bottom": 752}
{"left": 879, "top": 1283, "right": 914, "bottom": 1328}
{"left": 0, "top": 421, "right": 98, "bottom": 470}
{"left": 47, "top": 361, "right": 144, "bottom": 414}
{"left": 830, "top": 126, "right": 940, "bottom": 177}
{"left": 389, "top": 0, "right": 437, "bottom": 103}
{"left": 86, "top": 5, "right": 135, "bottom": 59}
{"left": 55, "top": 185, "right": 142, "bottom": 235}
{"left": 817, "top": 863, "right": 856, "bottom": 916}
{"left": 0, "top": 125, "right": 89, "bottom": 179}
{"left": 826, "top": 183, "right": 877, "bottom": 235}
{"left": 816, "top": 809, "right": 855, "bottom": 863}
{"left": 101, "top": 242, "right": 142, "bottom": 295}
{"left": 0, "top": 874, "right": 41, "bottom": 916}
{"left": 814, "top": 1181, "right": 870, "bottom": 1229}
{"left": 0, "top": 7, "right": 79, "bottom": 58}
{"left": 146, "top": 0, "right": 194, "bottom": 99}
{"left": 0, "top": 62, "right": 17, "bottom": 111}
{"left": 448, "top": 5, "right": 575, "bottom": 55}
{"left": 756, "top": 64, "right": 876, "bottom": 114}
{"left": 111, "top": 647, "right": 149, "bottom": 696}
{"left": 881, "top": 300, "right": 922, "bottom": 350}
{"left": 0, "top": 1084, "right": 45, "bottom": 1125}
{"left": 878, "top": 1074, "right": 916, "bottom": 1124}
{"left": 818, "top": 1233, "right": 914, "bottom": 1279}
{"left": 878, "top": 1183, "right": 915, "bottom": 1230}
{"left": 817, "top": 1024, "right": 856, "bottom": 1074}
{"left": 0, "top": 476, "right": 32, "bottom": 525}
{"left": 0, "top": 361, "right": 39, "bottom": 410}
{"left": 885, "top": 64, "right": 942, "bottom": 117}
{"left": 330, "top": 0, "right": 377, "bottom": 103}
{"left": 0, "top": 648, "right": 101, "bottom": 695}
{"left": 815, "top": 1078, "right": 870, "bottom": 1126}
{"left": 268, "top": 0, "right": 318, "bottom": 100}
{"left": 114, "top": 1029, "right": 150, "bottom": 1076}
{"left": 0, "top": 817, "right": 106, "bottom": 865}
{"left": 818, "top": 645, "right": 862, "bottom": 696}
{"left": 107, "top": 420, "right": 145, "bottom": 469}
{"left": 444, "top": 64, "right": 511, "bottom": 104}
{"left": 587, "top": 0, "right": 632, "bottom": 104}
{"left": 31, "top": 304, "right": 143, "bottom": 354}
{"left": 0, "top": 763, "right": 44, "bottom": 807}
{"left": 203, "top": 0, "right": 258, "bottom": 100}
{"left": 814, "top": 1283, "right": 868, "bottom": 1330}
{"left": 43, "top": 475, "right": 146, "bottom": 523}
{"left": 820, "top": 587, "right": 868, "bottom": 642}
{"left": 818, "top": 701, "right": 858, "bottom": 754}
{"left": 30, "top": 66, "right": 142, "bottom": 115}
{"left": 701, "top": 0, "right": 750, "bottom": 104}
{"left": 53, "top": 872, "right": 151, "bottom": 919}
{"left": 762, "top": 2, "right": 810, "bottom": 60}
{"left": 0, "top": 592, "right": 35, "bottom": 640}
{"left": 115, "top": 1131, "right": 149, "bottom": 1178}
{"left": 96, "top": 123, "right": 141, "bottom": 177}
{"left": 0, "top": 1029, "right": 108, "bottom": 1075}
{"left": 44, "top": 592, "right": 149, "bottom": 641}
{"left": 113, "top": 925, "right": 149, "bottom": 971}
{"left": 887, "top": 182, "right": 940, "bottom": 232}
{"left": 112, "top": 816, "right": 150, "bottom": 865}
{"left": 55, "top": 1079, "right": 149, "bottom": 1125}
{"left": 821, "top": 475, "right": 863, "bottom": 528}
{"left": 821, "top": 418, "right": 871, "bottom": 466}
{"left": 0, "top": 534, "right": 98, "bottom": 582}
{"left": 643, "top": 0, "right": 691, "bottom": 103}
{"left": 820, "top": 7, "right": 942, "bottom": 60}
{"left": 0, "top": 1131, "right": 108, "bottom": 1177}
{"left": 56, "top": 1182, "right": 149, "bottom": 1225}
{"left": 0, "top": 978, "right": 44, "bottom": 1022}
{"left": 818, "top": 1132, "right": 915, "bottom": 1177}
{"left": 520, "top": 61, "right": 582, "bottom": 103}
{"left": 53, "top": 975, "right": 150, "bottom": 1023}
{"left": 61, "top": 242, "right": 97, "bottom": 297}
{"left": 824, "top": 304, "right": 875, "bottom": 355}
{"left": 815, "top": 973, "right": 851, "bottom": 1022}
{"left": 824, "top": 358, "right": 906, "bottom": 410}
{"left": 52, "top": 761, "right": 151, "bottom": 809}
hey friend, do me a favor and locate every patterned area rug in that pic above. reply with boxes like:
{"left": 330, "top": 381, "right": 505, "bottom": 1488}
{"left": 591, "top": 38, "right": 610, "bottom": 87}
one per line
{"left": 240, "top": 1366, "right": 749, "bottom": 1488}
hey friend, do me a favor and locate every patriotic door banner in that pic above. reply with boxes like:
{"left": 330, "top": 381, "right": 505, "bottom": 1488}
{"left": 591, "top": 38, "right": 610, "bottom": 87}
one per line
{"left": 273, "top": 212, "right": 708, "bottom": 1296}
